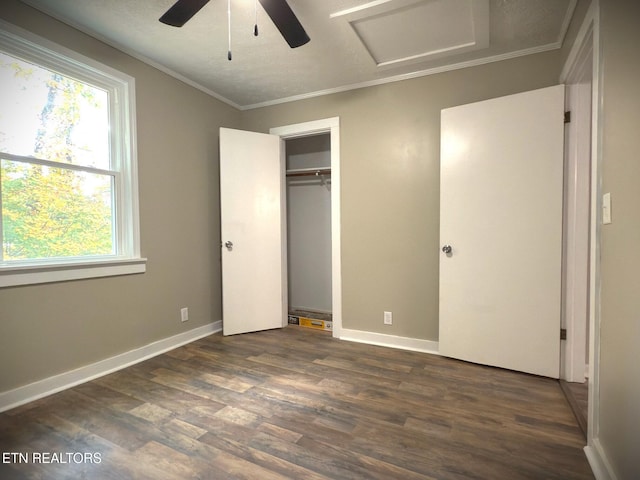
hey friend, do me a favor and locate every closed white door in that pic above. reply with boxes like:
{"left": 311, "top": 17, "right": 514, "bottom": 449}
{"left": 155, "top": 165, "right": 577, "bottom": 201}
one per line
{"left": 439, "top": 85, "right": 565, "bottom": 378}
{"left": 219, "top": 127, "right": 286, "bottom": 336}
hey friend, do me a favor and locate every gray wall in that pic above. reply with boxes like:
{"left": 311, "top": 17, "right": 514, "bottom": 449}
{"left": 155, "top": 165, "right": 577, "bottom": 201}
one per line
{"left": 241, "top": 52, "right": 563, "bottom": 340}
{"left": 598, "top": 1, "right": 640, "bottom": 478}
{"left": 0, "top": 1, "right": 241, "bottom": 392}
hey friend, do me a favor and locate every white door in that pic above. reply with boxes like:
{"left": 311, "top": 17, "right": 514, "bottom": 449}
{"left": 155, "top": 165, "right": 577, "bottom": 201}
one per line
{"left": 439, "top": 85, "right": 565, "bottom": 378}
{"left": 219, "top": 127, "right": 286, "bottom": 336}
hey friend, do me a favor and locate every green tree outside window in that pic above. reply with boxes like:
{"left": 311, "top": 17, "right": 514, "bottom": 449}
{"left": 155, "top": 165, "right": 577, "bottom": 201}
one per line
{"left": 0, "top": 52, "right": 114, "bottom": 261}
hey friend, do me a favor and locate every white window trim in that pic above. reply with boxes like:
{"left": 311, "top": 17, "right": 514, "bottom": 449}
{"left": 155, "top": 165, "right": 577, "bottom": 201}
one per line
{"left": 0, "top": 258, "right": 147, "bottom": 288}
{"left": 0, "top": 20, "right": 145, "bottom": 287}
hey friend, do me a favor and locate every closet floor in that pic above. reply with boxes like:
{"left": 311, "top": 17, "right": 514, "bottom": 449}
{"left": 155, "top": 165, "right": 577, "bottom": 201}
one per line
{"left": 288, "top": 309, "right": 332, "bottom": 322}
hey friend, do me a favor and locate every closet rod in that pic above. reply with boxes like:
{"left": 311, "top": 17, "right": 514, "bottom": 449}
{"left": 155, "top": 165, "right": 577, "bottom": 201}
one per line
{"left": 286, "top": 167, "right": 331, "bottom": 178}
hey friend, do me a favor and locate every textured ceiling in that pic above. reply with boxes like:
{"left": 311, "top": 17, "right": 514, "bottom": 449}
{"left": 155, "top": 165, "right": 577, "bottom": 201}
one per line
{"left": 19, "top": 0, "right": 576, "bottom": 109}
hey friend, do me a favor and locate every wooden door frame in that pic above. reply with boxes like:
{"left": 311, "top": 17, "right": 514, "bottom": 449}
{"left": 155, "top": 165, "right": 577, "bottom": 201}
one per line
{"left": 270, "top": 117, "right": 342, "bottom": 338}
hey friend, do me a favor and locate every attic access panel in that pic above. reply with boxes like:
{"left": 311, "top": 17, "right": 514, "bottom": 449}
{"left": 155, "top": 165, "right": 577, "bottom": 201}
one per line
{"left": 332, "top": 0, "right": 489, "bottom": 69}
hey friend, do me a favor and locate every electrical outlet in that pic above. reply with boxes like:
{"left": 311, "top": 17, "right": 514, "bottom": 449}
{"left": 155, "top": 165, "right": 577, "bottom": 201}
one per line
{"left": 180, "top": 307, "right": 189, "bottom": 322}
{"left": 384, "top": 311, "right": 392, "bottom": 325}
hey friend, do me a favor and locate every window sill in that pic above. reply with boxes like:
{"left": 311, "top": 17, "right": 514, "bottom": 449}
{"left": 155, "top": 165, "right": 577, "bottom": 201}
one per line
{"left": 0, "top": 257, "right": 147, "bottom": 288}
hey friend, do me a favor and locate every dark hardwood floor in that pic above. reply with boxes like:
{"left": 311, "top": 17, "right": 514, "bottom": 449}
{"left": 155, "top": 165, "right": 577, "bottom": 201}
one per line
{"left": 560, "top": 379, "right": 589, "bottom": 439}
{"left": 0, "top": 327, "right": 594, "bottom": 479}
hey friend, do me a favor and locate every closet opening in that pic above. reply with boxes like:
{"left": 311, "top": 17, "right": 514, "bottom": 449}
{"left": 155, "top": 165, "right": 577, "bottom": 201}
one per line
{"left": 284, "top": 134, "right": 333, "bottom": 333}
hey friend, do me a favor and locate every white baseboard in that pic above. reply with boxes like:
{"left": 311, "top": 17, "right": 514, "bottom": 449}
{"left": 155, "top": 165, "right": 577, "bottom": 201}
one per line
{"left": 585, "top": 439, "right": 618, "bottom": 480}
{"left": 339, "top": 328, "right": 439, "bottom": 355}
{"left": 0, "top": 321, "right": 222, "bottom": 413}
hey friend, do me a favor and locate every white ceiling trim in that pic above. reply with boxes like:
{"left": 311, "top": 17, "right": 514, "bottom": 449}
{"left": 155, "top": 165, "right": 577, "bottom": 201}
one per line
{"left": 240, "top": 42, "right": 563, "bottom": 110}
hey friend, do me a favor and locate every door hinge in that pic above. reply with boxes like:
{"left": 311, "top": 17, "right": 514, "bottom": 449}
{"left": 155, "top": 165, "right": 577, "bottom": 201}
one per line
{"left": 564, "top": 111, "right": 571, "bottom": 124}
{"left": 560, "top": 328, "right": 567, "bottom": 340}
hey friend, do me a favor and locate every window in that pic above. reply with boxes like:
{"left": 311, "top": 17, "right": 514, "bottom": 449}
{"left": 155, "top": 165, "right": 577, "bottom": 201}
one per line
{"left": 0, "top": 22, "right": 145, "bottom": 287}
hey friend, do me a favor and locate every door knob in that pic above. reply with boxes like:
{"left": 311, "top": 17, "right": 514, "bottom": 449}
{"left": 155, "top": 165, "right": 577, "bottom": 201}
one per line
{"left": 225, "top": 241, "right": 233, "bottom": 250}
{"left": 442, "top": 245, "right": 452, "bottom": 254}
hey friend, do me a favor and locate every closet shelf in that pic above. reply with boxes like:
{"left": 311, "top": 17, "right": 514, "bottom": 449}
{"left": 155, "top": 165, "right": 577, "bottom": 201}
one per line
{"left": 286, "top": 167, "right": 331, "bottom": 178}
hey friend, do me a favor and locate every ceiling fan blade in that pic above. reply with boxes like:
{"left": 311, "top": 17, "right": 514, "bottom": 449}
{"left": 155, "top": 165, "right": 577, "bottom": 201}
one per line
{"left": 159, "top": 0, "right": 210, "bottom": 27}
{"left": 258, "top": 0, "right": 310, "bottom": 48}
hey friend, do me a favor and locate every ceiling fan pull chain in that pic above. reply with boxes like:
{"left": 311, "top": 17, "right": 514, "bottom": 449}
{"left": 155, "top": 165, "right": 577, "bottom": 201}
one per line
{"left": 254, "top": 0, "right": 259, "bottom": 36}
{"left": 227, "top": 0, "right": 232, "bottom": 60}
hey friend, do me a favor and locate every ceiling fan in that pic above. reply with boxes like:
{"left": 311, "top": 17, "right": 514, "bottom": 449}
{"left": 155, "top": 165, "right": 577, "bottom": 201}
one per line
{"left": 159, "top": 0, "right": 310, "bottom": 49}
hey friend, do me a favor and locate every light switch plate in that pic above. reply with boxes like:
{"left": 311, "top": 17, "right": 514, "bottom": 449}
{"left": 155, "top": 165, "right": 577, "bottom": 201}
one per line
{"left": 603, "top": 192, "right": 612, "bottom": 225}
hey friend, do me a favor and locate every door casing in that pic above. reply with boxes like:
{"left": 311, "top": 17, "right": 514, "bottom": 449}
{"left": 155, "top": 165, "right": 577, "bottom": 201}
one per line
{"left": 270, "top": 117, "right": 342, "bottom": 338}
{"left": 561, "top": 30, "right": 593, "bottom": 384}
{"left": 560, "top": 1, "right": 602, "bottom": 454}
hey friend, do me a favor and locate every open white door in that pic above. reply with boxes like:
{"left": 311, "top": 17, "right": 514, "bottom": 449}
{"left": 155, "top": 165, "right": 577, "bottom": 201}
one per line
{"left": 220, "top": 127, "right": 286, "bottom": 336}
{"left": 439, "top": 85, "right": 565, "bottom": 378}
